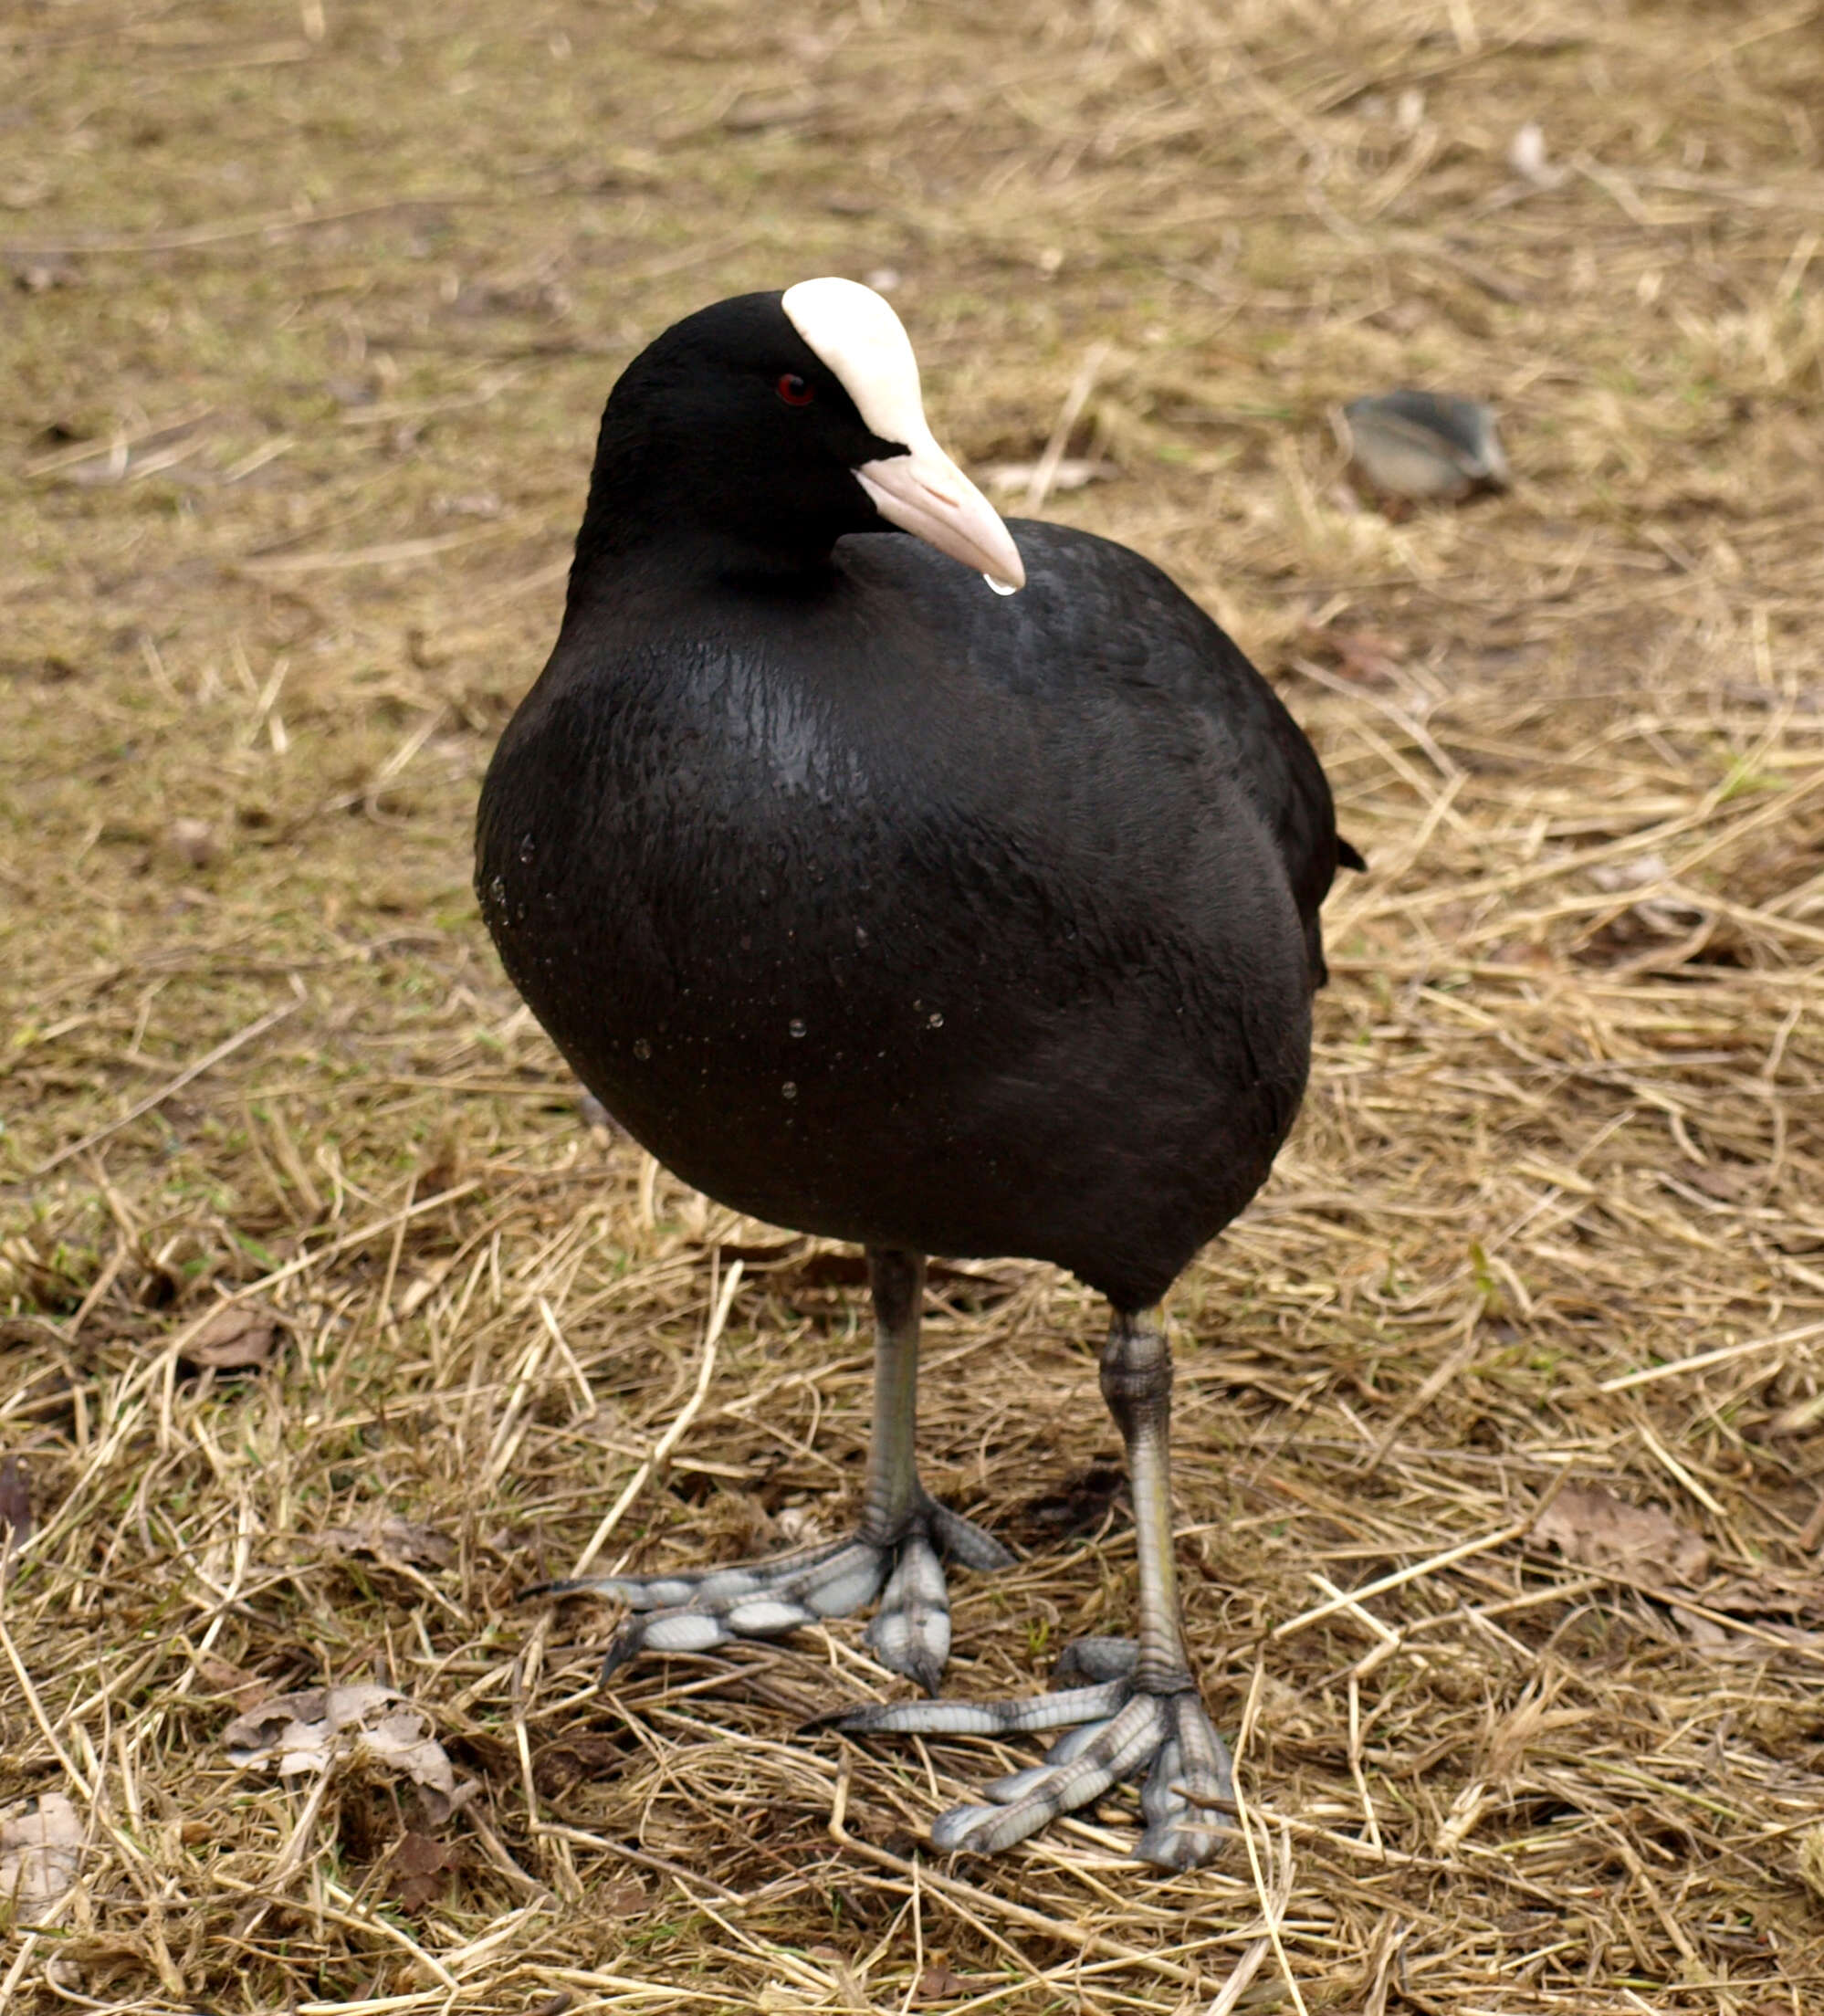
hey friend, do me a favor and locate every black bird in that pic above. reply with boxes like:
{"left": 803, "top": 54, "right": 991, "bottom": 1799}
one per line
{"left": 477, "top": 278, "right": 1361, "bottom": 1869}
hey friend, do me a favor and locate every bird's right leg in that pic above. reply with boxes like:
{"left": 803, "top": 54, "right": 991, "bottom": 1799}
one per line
{"left": 528, "top": 1247, "right": 1012, "bottom": 1693}
{"left": 821, "top": 1304, "right": 1232, "bottom": 1870}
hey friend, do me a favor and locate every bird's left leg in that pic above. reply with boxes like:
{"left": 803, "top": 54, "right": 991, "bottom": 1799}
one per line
{"left": 823, "top": 1305, "right": 1232, "bottom": 1870}
{"left": 529, "top": 1248, "right": 1010, "bottom": 1693}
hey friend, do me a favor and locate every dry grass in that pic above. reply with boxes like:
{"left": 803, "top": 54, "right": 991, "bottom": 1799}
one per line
{"left": 5, "top": 0, "right": 1824, "bottom": 2009}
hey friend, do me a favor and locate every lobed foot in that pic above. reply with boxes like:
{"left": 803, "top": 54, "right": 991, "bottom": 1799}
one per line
{"left": 529, "top": 1495, "right": 1012, "bottom": 1695}
{"left": 821, "top": 1636, "right": 1233, "bottom": 1870}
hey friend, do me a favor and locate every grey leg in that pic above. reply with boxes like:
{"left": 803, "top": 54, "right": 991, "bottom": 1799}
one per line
{"left": 859, "top": 1247, "right": 923, "bottom": 1535}
{"left": 1101, "top": 1305, "right": 1194, "bottom": 1696}
{"left": 823, "top": 1306, "right": 1233, "bottom": 1871}
{"left": 529, "top": 1247, "right": 1011, "bottom": 1691}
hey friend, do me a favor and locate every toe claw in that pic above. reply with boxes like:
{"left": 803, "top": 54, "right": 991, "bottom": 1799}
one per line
{"left": 1171, "top": 1693, "right": 1236, "bottom": 1814}
{"left": 865, "top": 1532, "right": 950, "bottom": 1693}
{"left": 1140, "top": 1738, "right": 1183, "bottom": 1831}
{"left": 598, "top": 1606, "right": 734, "bottom": 1685}
{"left": 930, "top": 1802, "right": 1003, "bottom": 1852}
{"left": 597, "top": 1620, "right": 645, "bottom": 1687}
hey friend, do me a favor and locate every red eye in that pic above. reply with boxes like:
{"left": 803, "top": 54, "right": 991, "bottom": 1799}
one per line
{"left": 776, "top": 373, "right": 814, "bottom": 406}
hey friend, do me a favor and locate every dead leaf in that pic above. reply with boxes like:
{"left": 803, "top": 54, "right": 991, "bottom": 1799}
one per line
{"left": 0, "top": 1792, "right": 82, "bottom": 1914}
{"left": 1705, "top": 1567, "right": 1824, "bottom": 1624}
{"left": 391, "top": 1832, "right": 450, "bottom": 1877}
{"left": 356, "top": 1713, "right": 457, "bottom": 1798}
{"left": 1672, "top": 1603, "right": 1735, "bottom": 1654}
{"left": 194, "top": 1654, "right": 268, "bottom": 1709}
{"left": 321, "top": 1516, "right": 456, "bottom": 1570}
{"left": 224, "top": 1684, "right": 382, "bottom": 1773}
{"left": 221, "top": 1684, "right": 336, "bottom": 1754}
{"left": 914, "top": 1957, "right": 963, "bottom": 2002}
{"left": 386, "top": 1831, "right": 455, "bottom": 1912}
{"left": 183, "top": 1304, "right": 280, "bottom": 1370}
{"left": 0, "top": 1455, "right": 30, "bottom": 1550}
{"left": 224, "top": 1685, "right": 476, "bottom": 1822}
{"left": 1535, "top": 1483, "right": 1710, "bottom": 1587}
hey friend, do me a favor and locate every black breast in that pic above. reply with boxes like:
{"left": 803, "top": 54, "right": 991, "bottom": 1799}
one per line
{"left": 477, "top": 520, "right": 1340, "bottom": 1311}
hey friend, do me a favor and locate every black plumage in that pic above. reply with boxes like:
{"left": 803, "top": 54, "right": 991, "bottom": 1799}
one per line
{"left": 477, "top": 301, "right": 1351, "bottom": 1314}
{"left": 477, "top": 283, "right": 1359, "bottom": 1867}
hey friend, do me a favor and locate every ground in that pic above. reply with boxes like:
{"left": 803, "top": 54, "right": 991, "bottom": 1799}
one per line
{"left": 4, "top": 0, "right": 1824, "bottom": 2011}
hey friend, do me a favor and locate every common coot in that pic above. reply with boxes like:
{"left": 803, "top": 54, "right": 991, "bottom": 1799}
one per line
{"left": 477, "top": 278, "right": 1360, "bottom": 1868}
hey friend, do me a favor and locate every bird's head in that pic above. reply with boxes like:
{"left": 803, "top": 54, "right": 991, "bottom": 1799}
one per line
{"left": 578, "top": 278, "right": 1025, "bottom": 593}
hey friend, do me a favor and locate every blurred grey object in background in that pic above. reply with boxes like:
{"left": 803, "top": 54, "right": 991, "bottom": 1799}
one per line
{"left": 1342, "top": 389, "right": 1511, "bottom": 501}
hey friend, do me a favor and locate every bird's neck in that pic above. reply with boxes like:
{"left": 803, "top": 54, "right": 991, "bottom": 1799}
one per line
{"left": 562, "top": 418, "right": 854, "bottom": 617}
